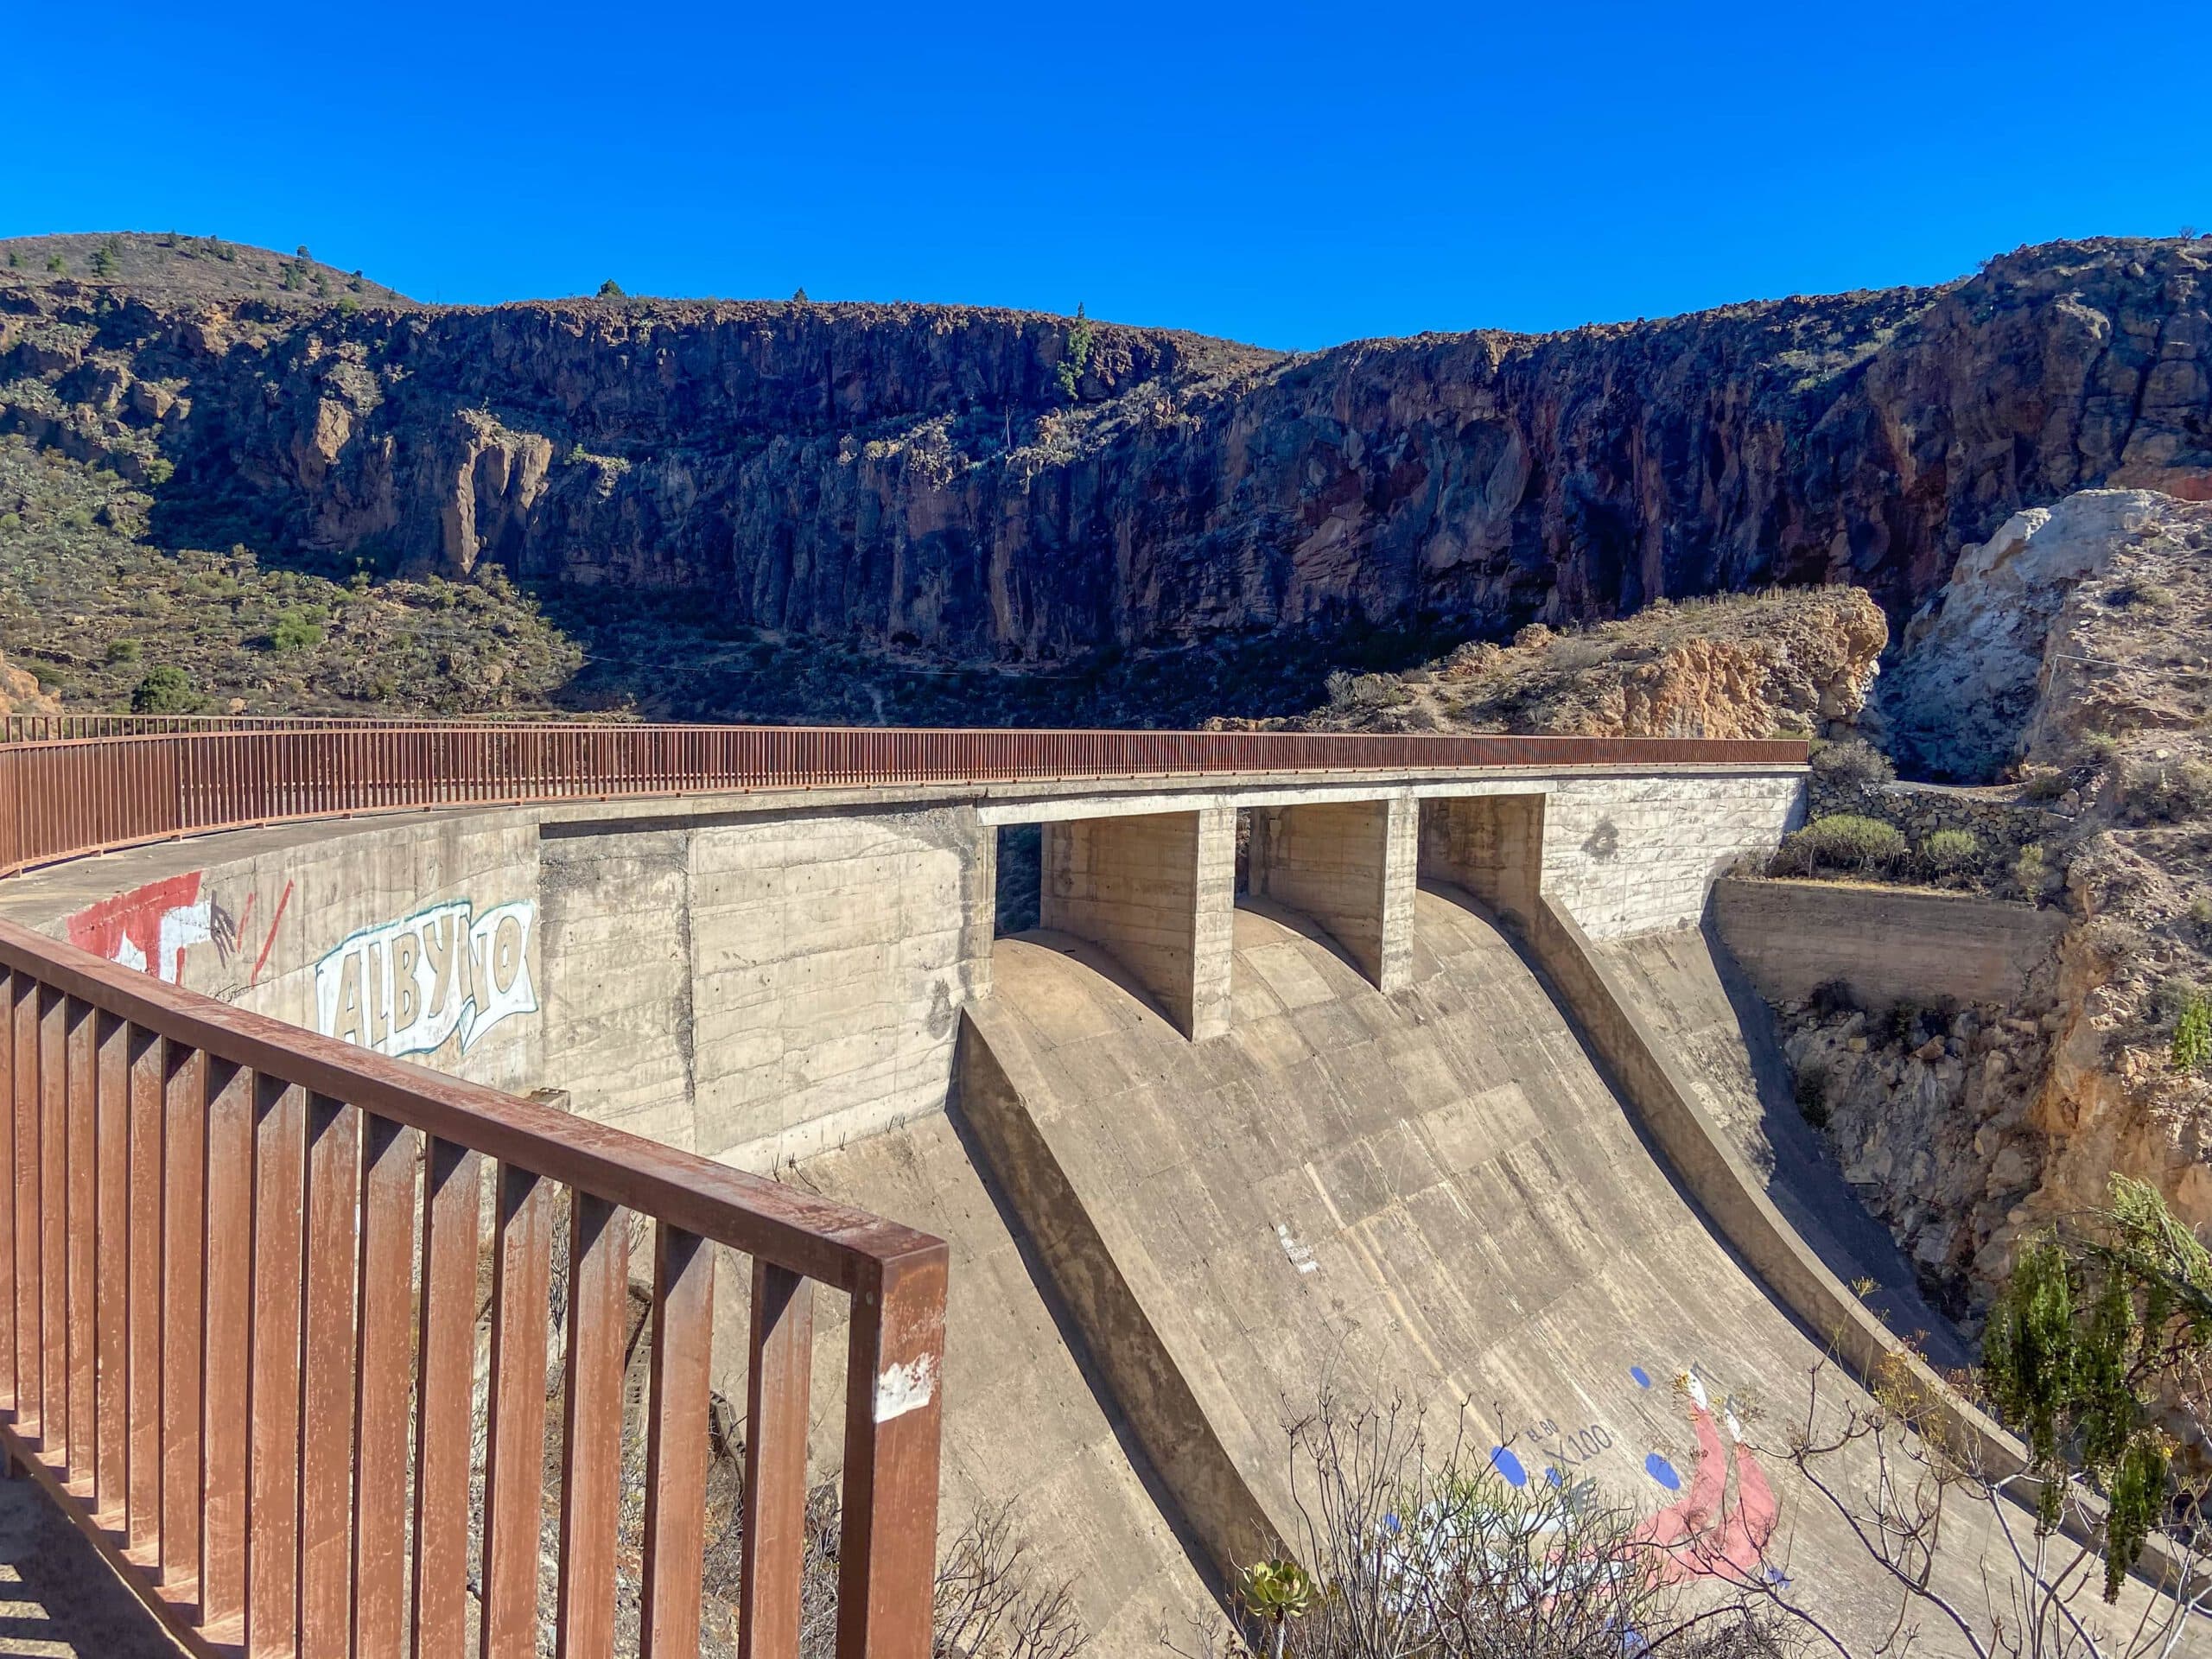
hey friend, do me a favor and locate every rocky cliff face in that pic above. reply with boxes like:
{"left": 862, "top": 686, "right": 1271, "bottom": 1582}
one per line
{"left": 1771, "top": 491, "right": 2212, "bottom": 1320}
{"left": 3, "top": 236, "right": 2207, "bottom": 667}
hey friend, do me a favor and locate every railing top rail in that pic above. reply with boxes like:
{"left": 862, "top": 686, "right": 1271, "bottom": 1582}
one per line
{"left": 0, "top": 915, "right": 941, "bottom": 1290}
{"left": 3, "top": 714, "right": 1812, "bottom": 763}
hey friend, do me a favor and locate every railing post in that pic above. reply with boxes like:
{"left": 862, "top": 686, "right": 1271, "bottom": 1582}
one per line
{"left": 642, "top": 1224, "right": 715, "bottom": 1659}
{"left": 556, "top": 1192, "right": 631, "bottom": 1658}
{"left": 740, "top": 1261, "right": 814, "bottom": 1659}
{"left": 836, "top": 1244, "right": 947, "bottom": 1659}
{"left": 480, "top": 1165, "right": 553, "bottom": 1659}
{"left": 411, "top": 1140, "right": 481, "bottom": 1656}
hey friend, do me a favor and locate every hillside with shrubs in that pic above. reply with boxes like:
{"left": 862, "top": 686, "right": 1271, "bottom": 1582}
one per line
{"left": 1763, "top": 492, "right": 2212, "bottom": 1319}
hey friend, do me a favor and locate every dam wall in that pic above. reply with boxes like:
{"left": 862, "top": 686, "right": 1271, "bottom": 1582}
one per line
{"left": 1709, "top": 874, "right": 2067, "bottom": 1013}
{"left": 0, "top": 766, "right": 1802, "bottom": 1173}
{"left": 0, "top": 758, "right": 1858, "bottom": 1649}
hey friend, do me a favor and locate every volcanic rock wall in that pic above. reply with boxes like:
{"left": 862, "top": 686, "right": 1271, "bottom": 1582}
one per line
{"left": 4, "top": 238, "right": 2207, "bottom": 661}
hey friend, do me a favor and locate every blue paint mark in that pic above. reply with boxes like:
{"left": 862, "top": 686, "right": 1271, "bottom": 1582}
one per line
{"left": 1490, "top": 1446, "right": 1528, "bottom": 1487}
{"left": 1630, "top": 1365, "right": 1652, "bottom": 1389}
{"left": 1644, "top": 1452, "right": 1681, "bottom": 1491}
{"left": 1544, "top": 1466, "right": 1561, "bottom": 1487}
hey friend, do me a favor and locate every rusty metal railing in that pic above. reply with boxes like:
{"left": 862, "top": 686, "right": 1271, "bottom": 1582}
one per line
{"left": 0, "top": 918, "right": 946, "bottom": 1659}
{"left": 3, "top": 713, "right": 637, "bottom": 744}
{"left": 0, "top": 720, "right": 1807, "bottom": 879}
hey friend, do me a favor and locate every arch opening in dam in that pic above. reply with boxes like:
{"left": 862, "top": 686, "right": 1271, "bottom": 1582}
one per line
{"left": 1, "top": 724, "right": 2194, "bottom": 1655}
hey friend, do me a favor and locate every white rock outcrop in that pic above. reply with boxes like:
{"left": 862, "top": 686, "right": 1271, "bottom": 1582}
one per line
{"left": 1882, "top": 489, "right": 2183, "bottom": 780}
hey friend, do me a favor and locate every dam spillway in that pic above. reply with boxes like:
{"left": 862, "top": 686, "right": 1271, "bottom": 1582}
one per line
{"left": 0, "top": 721, "right": 2186, "bottom": 1655}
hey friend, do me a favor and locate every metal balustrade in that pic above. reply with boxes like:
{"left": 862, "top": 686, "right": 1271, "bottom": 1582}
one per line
{"left": 0, "top": 718, "right": 1807, "bottom": 880}
{"left": 0, "top": 918, "right": 946, "bottom": 1659}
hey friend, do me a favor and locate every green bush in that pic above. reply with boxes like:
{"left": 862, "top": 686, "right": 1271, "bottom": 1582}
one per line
{"left": 1924, "top": 828, "right": 1980, "bottom": 870}
{"left": 143, "top": 457, "right": 174, "bottom": 486}
{"left": 2193, "top": 894, "right": 2212, "bottom": 930}
{"left": 2014, "top": 842, "right": 2050, "bottom": 898}
{"left": 1055, "top": 302, "right": 1095, "bottom": 398}
{"left": 1776, "top": 813, "right": 1906, "bottom": 875}
{"left": 130, "top": 665, "right": 200, "bottom": 714}
{"left": 267, "top": 607, "right": 327, "bottom": 653}
{"left": 105, "top": 638, "right": 142, "bottom": 664}
{"left": 597, "top": 278, "right": 625, "bottom": 298}
{"left": 2175, "top": 997, "right": 2212, "bottom": 1076}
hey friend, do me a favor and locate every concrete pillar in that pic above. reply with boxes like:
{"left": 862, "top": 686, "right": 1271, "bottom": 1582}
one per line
{"left": 1248, "top": 795, "right": 1417, "bottom": 993}
{"left": 1419, "top": 793, "right": 1547, "bottom": 929}
{"left": 1040, "top": 808, "right": 1236, "bottom": 1040}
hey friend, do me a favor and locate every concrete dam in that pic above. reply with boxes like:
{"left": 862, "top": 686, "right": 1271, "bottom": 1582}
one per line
{"left": 0, "top": 721, "right": 2182, "bottom": 1655}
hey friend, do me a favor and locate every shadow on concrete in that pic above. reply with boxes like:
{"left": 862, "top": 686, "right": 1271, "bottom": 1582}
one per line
{"left": 0, "top": 1472, "right": 181, "bottom": 1656}
{"left": 1698, "top": 907, "right": 1974, "bottom": 1370}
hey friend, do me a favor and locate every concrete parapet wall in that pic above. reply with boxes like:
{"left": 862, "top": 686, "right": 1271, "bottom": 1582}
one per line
{"left": 0, "top": 810, "right": 547, "bottom": 1096}
{"left": 0, "top": 798, "right": 998, "bottom": 1171}
{"left": 1709, "top": 877, "right": 2065, "bottom": 1013}
{"left": 1541, "top": 773, "right": 1803, "bottom": 938}
{"left": 541, "top": 805, "right": 995, "bottom": 1167}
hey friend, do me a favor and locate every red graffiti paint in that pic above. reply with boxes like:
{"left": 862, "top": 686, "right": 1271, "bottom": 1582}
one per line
{"left": 250, "top": 880, "right": 294, "bottom": 987}
{"left": 1633, "top": 1379, "right": 1778, "bottom": 1586}
{"left": 66, "top": 872, "right": 214, "bottom": 984}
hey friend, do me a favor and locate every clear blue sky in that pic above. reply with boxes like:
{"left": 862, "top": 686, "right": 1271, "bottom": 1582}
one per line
{"left": 5, "top": 0, "right": 2205, "bottom": 351}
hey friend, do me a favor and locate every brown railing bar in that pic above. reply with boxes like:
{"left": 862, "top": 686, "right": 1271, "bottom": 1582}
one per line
{"left": 37, "top": 988, "right": 66, "bottom": 1455}
{"left": 93, "top": 1010, "right": 129, "bottom": 1520}
{"left": 740, "top": 1261, "right": 814, "bottom": 1659}
{"left": 0, "top": 969, "right": 14, "bottom": 1419}
{"left": 300, "top": 1096, "right": 362, "bottom": 1655}
{"left": 641, "top": 1224, "right": 715, "bottom": 1659}
{"left": 349, "top": 1116, "right": 416, "bottom": 1657}
{"left": 556, "top": 1192, "right": 631, "bottom": 1659}
{"left": 410, "top": 1138, "right": 480, "bottom": 1656}
{"left": 480, "top": 1164, "right": 553, "bottom": 1659}
{"left": 160, "top": 1046, "right": 209, "bottom": 1594}
{"left": 125, "top": 1026, "right": 162, "bottom": 1554}
{"left": 247, "top": 1075, "right": 308, "bottom": 1655}
{"left": 64, "top": 999, "right": 95, "bottom": 1484}
{"left": 836, "top": 1249, "right": 945, "bottom": 1659}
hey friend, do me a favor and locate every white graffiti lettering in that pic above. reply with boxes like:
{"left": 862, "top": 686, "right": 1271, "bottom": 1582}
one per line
{"left": 314, "top": 899, "right": 537, "bottom": 1058}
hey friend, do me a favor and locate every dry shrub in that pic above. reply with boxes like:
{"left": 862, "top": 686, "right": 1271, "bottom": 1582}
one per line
{"left": 1218, "top": 1398, "right": 1800, "bottom": 1659}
